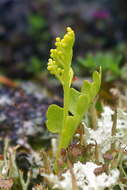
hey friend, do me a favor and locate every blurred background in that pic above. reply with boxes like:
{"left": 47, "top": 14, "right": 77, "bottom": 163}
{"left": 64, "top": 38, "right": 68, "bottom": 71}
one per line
{"left": 0, "top": 1, "right": 127, "bottom": 188}
{"left": 0, "top": 0, "right": 127, "bottom": 81}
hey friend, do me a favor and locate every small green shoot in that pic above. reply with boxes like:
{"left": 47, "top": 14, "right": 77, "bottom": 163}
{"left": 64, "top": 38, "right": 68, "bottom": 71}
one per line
{"left": 46, "top": 27, "right": 101, "bottom": 170}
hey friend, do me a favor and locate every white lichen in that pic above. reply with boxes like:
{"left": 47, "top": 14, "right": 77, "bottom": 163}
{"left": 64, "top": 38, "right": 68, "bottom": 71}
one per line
{"left": 83, "top": 106, "right": 127, "bottom": 158}
{"left": 42, "top": 161, "right": 119, "bottom": 190}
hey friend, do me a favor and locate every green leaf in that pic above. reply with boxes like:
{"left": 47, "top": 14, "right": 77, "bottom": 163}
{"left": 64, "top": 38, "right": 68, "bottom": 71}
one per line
{"left": 60, "top": 116, "right": 78, "bottom": 148}
{"left": 93, "top": 70, "right": 101, "bottom": 89}
{"left": 81, "top": 80, "right": 91, "bottom": 94}
{"left": 69, "top": 88, "right": 81, "bottom": 115}
{"left": 76, "top": 94, "right": 90, "bottom": 116}
{"left": 46, "top": 104, "right": 63, "bottom": 133}
{"left": 91, "top": 69, "right": 101, "bottom": 98}
{"left": 81, "top": 70, "right": 101, "bottom": 98}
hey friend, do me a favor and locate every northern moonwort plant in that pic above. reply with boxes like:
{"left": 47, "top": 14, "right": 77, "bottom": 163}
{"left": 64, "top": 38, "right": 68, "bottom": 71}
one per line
{"left": 46, "top": 27, "right": 101, "bottom": 167}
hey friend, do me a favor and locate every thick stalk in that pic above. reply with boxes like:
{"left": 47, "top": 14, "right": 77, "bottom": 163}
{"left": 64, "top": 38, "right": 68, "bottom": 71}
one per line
{"left": 58, "top": 51, "right": 72, "bottom": 152}
{"left": 58, "top": 82, "right": 70, "bottom": 149}
{"left": 54, "top": 78, "right": 70, "bottom": 173}
{"left": 55, "top": 53, "right": 71, "bottom": 172}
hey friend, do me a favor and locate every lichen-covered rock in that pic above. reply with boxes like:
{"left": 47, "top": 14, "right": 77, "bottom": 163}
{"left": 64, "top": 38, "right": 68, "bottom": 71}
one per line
{"left": 0, "top": 83, "right": 57, "bottom": 149}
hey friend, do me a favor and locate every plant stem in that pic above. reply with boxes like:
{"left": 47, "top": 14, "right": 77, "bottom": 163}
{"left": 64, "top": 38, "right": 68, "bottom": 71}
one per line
{"left": 89, "top": 102, "right": 97, "bottom": 130}
{"left": 54, "top": 84, "right": 70, "bottom": 173}
{"left": 55, "top": 53, "right": 72, "bottom": 172}
{"left": 58, "top": 50, "right": 72, "bottom": 151}
{"left": 57, "top": 78, "right": 70, "bottom": 153}
{"left": 111, "top": 109, "right": 117, "bottom": 151}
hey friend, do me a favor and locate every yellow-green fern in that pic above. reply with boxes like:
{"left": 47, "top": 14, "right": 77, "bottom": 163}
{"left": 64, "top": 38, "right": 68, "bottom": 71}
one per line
{"left": 46, "top": 27, "right": 101, "bottom": 171}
